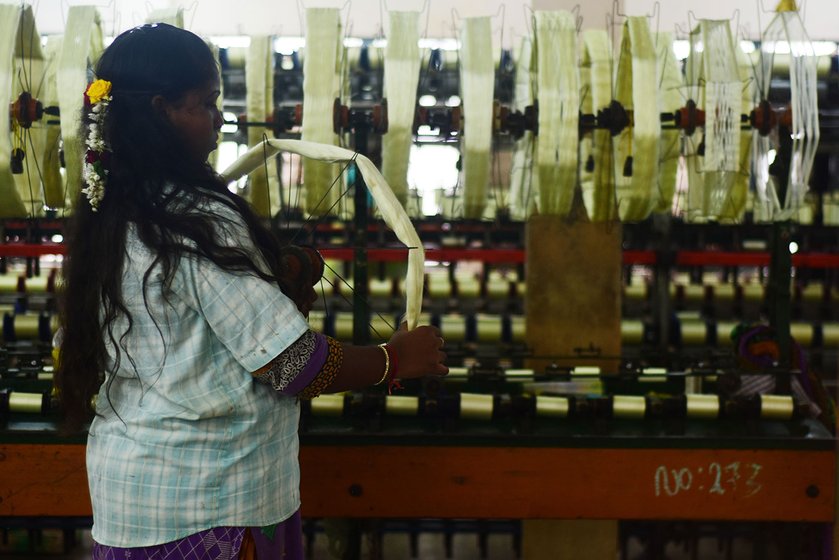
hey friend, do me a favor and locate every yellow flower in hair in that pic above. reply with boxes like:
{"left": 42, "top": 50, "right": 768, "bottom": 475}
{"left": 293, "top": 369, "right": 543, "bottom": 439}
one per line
{"left": 86, "top": 79, "right": 112, "bottom": 104}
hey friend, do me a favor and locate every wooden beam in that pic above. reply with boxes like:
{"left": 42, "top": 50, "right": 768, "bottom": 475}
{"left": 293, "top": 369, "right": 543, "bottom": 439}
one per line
{"left": 2, "top": 444, "right": 832, "bottom": 522}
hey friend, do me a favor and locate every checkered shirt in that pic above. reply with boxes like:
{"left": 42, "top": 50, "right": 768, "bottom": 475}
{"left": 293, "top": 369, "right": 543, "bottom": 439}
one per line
{"left": 87, "top": 200, "right": 309, "bottom": 547}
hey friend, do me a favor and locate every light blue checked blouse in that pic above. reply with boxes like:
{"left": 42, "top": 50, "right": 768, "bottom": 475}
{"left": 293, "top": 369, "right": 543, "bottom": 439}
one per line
{"left": 87, "top": 199, "right": 309, "bottom": 547}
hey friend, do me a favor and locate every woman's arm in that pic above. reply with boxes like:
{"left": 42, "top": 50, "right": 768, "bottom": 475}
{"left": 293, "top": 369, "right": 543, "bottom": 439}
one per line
{"left": 325, "top": 325, "right": 447, "bottom": 393}
{"left": 252, "top": 325, "right": 447, "bottom": 397}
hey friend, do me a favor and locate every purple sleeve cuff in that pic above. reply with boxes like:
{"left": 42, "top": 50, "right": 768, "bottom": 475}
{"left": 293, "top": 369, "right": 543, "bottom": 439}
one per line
{"left": 280, "top": 332, "right": 328, "bottom": 396}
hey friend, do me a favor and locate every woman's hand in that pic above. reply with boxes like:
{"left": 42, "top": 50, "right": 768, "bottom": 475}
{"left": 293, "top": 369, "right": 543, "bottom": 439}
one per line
{"left": 386, "top": 324, "right": 448, "bottom": 379}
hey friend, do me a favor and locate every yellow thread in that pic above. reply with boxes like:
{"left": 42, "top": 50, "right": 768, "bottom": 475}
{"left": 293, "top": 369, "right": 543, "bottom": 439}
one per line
{"left": 459, "top": 393, "right": 493, "bottom": 420}
{"left": 0, "top": 275, "right": 21, "bottom": 293}
{"left": 823, "top": 323, "right": 839, "bottom": 348}
{"left": 791, "top": 323, "right": 813, "bottom": 347}
{"left": 476, "top": 314, "right": 503, "bottom": 343}
{"left": 686, "top": 394, "right": 720, "bottom": 419}
{"left": 760, "top": 395, "right": 794, "bottom": 420}
{"left": 510, "top": 315, "right": 526, "bottom": 343}
{"left": 9, "top": 392, "right": 42, "bottom": 413}
{"left": 310, "top": 394, "right": 345, "bottom": 416}
{"left": 447, "top": 367, "right": 469, "bottom": 379}
{"left": 440, "top": 314, "right": 467, "bottom": 342}
{"left": 613, "top": 395, "right": 646, "bottom": 419}
{"left": 385, "top": 395, "right": 418, "bottom": 416}
{"left": 622, "top": 320, "right": 644, "bottom": 345}
{"left": 535, "top": 395, "right": 569, "bottom": 418}
{"left": 14, "top": 315, "right": 40, "bottom": 339}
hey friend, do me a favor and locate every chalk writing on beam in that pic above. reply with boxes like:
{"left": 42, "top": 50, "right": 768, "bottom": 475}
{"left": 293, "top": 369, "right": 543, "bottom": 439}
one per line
{"left": 654, "top": 462, "right": 763, "bottom": 498}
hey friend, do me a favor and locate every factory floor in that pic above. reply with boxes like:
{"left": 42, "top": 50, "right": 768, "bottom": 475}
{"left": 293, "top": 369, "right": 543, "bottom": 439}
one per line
{"left": 0, "top": 526, "right": 805, "bottom": 559}
{"left": 0, "top": 529, "right": 519, "bottom": 559}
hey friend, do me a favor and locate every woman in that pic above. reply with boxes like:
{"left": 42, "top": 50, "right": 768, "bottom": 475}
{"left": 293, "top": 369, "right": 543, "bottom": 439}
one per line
{"left": 56, "top": 23, "right": 446, "bottom": 559}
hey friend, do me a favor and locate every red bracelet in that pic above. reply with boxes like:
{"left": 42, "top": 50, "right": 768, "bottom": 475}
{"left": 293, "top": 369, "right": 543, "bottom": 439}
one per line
{"left": 377, "top": 343, "right": 402, "bottom": 394}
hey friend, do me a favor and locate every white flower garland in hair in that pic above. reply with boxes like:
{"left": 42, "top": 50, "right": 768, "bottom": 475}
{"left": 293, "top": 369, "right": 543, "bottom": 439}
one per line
{"left": 81, "top": 79, "right": 112, "bottom": 211}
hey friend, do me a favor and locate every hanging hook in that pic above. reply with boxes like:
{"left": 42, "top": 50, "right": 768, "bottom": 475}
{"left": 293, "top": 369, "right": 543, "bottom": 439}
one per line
{"left": 614, "top": 0, "right": 627, "bottom": 19}
{"left": 378, "top": 0, "right": 386, "bottom": 38}
{"left": 421, "top": 0, "right": 431, "bottom": 39}
{"left": 652, "top": 1, "right": 661, "bottom": 37}
{"left": 523, "top": 4, "right": 535, "bottom": 36}
{"left": 297, "top": 0, "right": 306, "bottom": 36}
{"left": 451, "top": 7, "right": 461, "bottom": 27}
{"left": 496, "top": 4, "right": 506, "bottom": 51}
{"left": 687, "top": 10, "right": 698, "bottom": 35}
{"left": 186, "top": 1, "right": 199, "bottom": 30}
{"left": 732, "top": 8, "right": 741, "bottom": 41}
{"left": 570, "top": 5, "right": 583, "bottom": 33}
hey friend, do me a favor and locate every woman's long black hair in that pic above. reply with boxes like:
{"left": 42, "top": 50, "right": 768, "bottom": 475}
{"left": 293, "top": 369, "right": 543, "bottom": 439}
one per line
{"left": 56, "top": 24, "right": 291, "bottom": 432}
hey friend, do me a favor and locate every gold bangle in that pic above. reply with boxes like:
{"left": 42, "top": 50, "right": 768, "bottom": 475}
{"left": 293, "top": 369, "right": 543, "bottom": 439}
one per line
{"left": 375, "top": 343, "right": 390, "bottom": 385}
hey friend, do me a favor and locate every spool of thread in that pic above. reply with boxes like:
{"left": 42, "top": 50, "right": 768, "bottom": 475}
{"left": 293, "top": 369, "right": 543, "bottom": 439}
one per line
{"left": 24, "top": 275, "right": 50, "bottom": 293}
{"left": 369, "top": 278, "right": 393, "bottom": 298}
{"left": 459, "top": 393, "right": 493, "bottom": 420}
{"left": 639, "top": 367, "right": 667, "bottom": 383}
{"left": 334, "top": 276, "right": 354, "bottom": 297}
{"left": 714, "top": 284, "right": 735, "bottom": 302}
{"left": 486, "top": 275, "right": 509, "bottom": 299}
{"left": 321, "top": 259, "right": 341, "bottom": 289}
{"left": 9, "top": 392, "right": 44, "bottom": 413}
{"left": 516, "top": 282, "right": 526, "bottom": 297}
{"left": 476, "top": 314, "right": 503, "bottom": 343}
{"left": 686, "top": 394, "right": 720, "bottom": 419}
{"left": 790, "top": 323, "right": 813, "bottom": 347}
{"left": 535, "top": 395, "right": 569, "bottom": 418}
{"left": 624, "top": 283, "right": 647, "bottom": 300}
{"left": 440, "top": 314, "right": 467, "bottom": 342}
{"left": 822, "top": 323, "right": 839, "bottom": 348}
{"left": 5, "top": 314, "right": 41, "bottom": 341}
{"left": 510, "top": 316, "right": 526, "bottom": 343}
{"left": 427, "top": 275, "right": 452, "bottom": 298}
{"left": 334, "top": 312, "right": 353, "bottom": 340}
{"left": 385, "top": 395, "right": 419, "bottom": 416}
{"left": 505, "top": 368, "right": 534, "bottom": 379}
{"left": 0, "top": 274, "right": 23, "bottom": 293}
{"left": 716, "top": 321, "right": 738, "bottom": 347}
{"left": 612, "top": 395, "right": 646, "bottom": 419}
{"left": 683, "top": 284, "right": 705, "bottom": 302}
{"left": 621, "top": 320, "right": 644, "bottom": 345}
{"left": 310, "top": 394, "right": 345, "bottom": 416}
{"left": 668, "top": 284, "right": 678, "bottom": 299}
{"left": 760, "top": 395, "right": 794, "bottom": 421}
{"left": 742, "top": 284, "right": 764, "bottom": 302}
{"left": 801, "top": 284, "right": 823, "bottom": 302}
{"left": 447, "top": 367, "right": 469, "bottom": 379}
{"left": 308, "top": 310, "right": 326, "bottom": 333}
{"left": 680, "top": 320, "right": 707, "bottom": 346}
{"left": 457, "top": 277, "right": 481, "bottom": 299}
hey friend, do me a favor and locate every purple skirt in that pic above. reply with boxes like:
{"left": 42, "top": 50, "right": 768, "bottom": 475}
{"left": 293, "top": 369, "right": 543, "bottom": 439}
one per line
{"left": 92, "top": 510, "right": 303, "bottom": 560}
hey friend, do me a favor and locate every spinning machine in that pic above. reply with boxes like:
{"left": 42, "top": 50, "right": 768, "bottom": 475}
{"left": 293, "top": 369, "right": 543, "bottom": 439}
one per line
{"left": 2, "top": 1, "right": 839, "bottom": 558}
